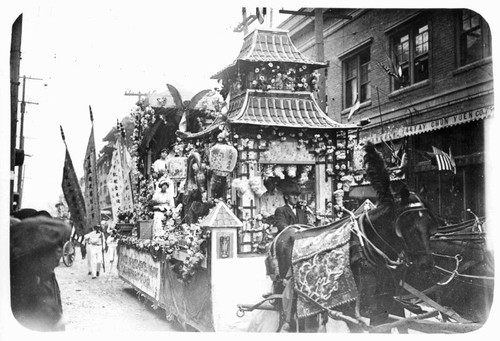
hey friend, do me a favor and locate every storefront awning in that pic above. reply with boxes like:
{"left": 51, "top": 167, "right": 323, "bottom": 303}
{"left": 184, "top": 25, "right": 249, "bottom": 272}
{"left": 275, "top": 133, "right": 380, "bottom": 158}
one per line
{"left": 360, "top": 105, "right": 493, "bottom": 144}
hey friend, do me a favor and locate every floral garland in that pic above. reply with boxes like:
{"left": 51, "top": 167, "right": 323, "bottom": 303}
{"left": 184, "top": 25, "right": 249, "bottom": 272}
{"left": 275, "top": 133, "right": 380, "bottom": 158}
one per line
{"left": 117, "top": 222, "right": 211, "bottom": 283}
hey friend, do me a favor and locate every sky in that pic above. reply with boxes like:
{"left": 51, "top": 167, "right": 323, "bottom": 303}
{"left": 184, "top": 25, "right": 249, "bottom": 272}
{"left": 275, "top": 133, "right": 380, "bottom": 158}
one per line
{"left": 0, "top": 1, "right": 293, "bottom": 214}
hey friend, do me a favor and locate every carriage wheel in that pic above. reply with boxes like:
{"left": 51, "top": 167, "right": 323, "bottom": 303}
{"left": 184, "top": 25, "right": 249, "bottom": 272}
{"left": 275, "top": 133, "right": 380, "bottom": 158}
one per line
{"left": 62, "top": 240, "right": 75, "bottom": 267}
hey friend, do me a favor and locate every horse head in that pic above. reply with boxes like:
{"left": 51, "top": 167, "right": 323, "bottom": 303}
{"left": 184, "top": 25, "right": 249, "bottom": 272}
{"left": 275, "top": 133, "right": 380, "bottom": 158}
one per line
{"left": 363, "top": 141, "right": 437, "bottom": 271}
{"left": 394, "top": 187, "right": 438, "bottom": 270}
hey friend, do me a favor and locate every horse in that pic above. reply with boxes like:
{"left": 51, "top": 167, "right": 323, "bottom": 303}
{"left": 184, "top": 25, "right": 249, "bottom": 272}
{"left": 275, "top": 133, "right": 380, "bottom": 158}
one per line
{"left": 268, "top": 142, "right": 439, "bottom": 332}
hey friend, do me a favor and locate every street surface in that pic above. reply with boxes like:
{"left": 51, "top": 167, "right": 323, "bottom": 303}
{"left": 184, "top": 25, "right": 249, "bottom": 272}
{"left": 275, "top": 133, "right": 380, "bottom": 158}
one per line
{"left": 55, "top": 245, "right": 184, "bottom": 333}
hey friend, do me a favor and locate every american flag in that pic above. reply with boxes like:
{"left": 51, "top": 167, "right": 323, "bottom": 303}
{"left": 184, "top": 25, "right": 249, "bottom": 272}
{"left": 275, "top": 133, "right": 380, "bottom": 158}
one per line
{"left": 432, "top": 146, "right": 456, "bottom": 174}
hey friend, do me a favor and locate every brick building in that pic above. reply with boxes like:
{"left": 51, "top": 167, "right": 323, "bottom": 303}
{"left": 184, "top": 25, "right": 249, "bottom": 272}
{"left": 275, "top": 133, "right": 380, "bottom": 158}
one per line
{"left": 280, "top": 8, "right": 493, "bottom": 222}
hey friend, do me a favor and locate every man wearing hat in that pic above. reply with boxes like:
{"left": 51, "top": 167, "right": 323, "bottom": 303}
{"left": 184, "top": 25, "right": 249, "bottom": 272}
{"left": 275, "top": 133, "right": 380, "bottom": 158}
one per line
{"left": 152, "top": 147, "right": 170, "bottom": 175}
{"left": 84, "top": 224, "right": 106, "bottom": 278}
{"left": 10, "top": 216, "right": 71, "bottom": 331}
{"left": 274, "top": 180, "right": 309, "bottom": 233}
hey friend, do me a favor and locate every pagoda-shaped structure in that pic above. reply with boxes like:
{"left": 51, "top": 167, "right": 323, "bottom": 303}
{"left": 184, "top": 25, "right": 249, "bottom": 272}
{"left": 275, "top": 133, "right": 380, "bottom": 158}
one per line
{"left": 180, "top": 28, "right": 358, "bottom": 254}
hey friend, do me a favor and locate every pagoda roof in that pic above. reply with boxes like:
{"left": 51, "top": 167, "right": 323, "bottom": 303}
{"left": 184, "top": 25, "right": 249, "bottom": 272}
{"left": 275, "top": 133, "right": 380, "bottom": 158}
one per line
{"left": 199, "top": 201, "right": 243, "bottom": 228}
{"left": 179, "top": 90, "right": 357, "bottom": 139}
{"left": 228, "top": 90, "right": 356, "bottom": 129}
{"left": 211, "top": 28, "right": 326, "bottom": 79}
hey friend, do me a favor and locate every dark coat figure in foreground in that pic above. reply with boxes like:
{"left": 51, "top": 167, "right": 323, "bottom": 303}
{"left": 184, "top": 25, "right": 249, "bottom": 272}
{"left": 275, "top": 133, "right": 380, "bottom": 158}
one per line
{"left": 10, "top": 216, "right": 71, "bottom": 331}
{"left": 274, "top": 181, "right": 309, "bottom": 233}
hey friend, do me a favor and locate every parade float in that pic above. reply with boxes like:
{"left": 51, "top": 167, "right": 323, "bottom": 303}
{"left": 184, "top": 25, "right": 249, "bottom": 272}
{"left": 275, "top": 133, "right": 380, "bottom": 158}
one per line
{"left": 116, "top": 28, "right": 359, "bottom": 331}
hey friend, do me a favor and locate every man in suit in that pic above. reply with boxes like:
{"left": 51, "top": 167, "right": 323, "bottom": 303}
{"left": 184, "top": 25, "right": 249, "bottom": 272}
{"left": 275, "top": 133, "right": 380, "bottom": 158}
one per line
{"left": 274, "top": 181, "right": 309, "bottom": 233}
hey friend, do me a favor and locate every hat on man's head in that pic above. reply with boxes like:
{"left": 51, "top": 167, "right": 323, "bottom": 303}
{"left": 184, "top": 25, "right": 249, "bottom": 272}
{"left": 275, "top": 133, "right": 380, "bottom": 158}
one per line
{"left": 10, "top": 216, "right": 71, "bottom": 261}
{"left": 280, "top": 180, "right": 302, "bottom": 195}
{"left": 160, "top": 147, "right": 169, "bottom": 153}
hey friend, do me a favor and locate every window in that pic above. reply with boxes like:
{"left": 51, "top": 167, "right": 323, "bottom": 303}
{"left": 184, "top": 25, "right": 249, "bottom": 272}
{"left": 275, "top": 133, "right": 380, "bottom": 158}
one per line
{"left": 459, "top": 10, "right": 492, "bottom": 66}
{"left": 392, "top": 21, "right": 429, "bottom": 89}
{"left": 343, "top": 49, "right": 371, "bottom": 108}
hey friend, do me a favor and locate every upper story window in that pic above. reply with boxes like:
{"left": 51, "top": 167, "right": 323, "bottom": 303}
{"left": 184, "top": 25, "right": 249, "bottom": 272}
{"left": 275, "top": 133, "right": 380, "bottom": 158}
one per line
{"left": 343, "top": 49, "right": 371, "bottom": 108}
{"left": 459, "top": 10, "right": 491, "bottom": 66}
{"left": 391, "top": 21, "right": 429, "bottom": 89}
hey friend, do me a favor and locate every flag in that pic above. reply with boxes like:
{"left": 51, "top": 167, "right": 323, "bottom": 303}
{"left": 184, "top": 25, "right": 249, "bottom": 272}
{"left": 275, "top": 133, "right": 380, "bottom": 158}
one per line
{"left": 432, "top": 146, "right": 456, "bottom": 174}
{"left": 347, "top": 94, "right": 361, "bottom": 121}
{"left": 83, "top": 123, "right": 101, "bottom": 228}
{"left": 256, "top": 7, "right": 266, "bottom": 24}
{"left": 62, "top": 148, "right": 89, "bottom": 236}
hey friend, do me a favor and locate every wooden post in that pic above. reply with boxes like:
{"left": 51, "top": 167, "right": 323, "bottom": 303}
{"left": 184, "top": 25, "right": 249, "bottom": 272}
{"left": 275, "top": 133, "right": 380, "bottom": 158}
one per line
{"left": 314, "top": 9, "right": 326, "bottom": 113}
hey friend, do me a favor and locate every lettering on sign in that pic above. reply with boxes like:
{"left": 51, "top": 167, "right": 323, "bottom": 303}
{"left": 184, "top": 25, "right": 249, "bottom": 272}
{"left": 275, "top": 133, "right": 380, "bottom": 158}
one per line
{"left": 118, "top": 247, "right": 161, "bottom": 300}
{"left": 360, "top": 106, "right": 494, "bottom": 144}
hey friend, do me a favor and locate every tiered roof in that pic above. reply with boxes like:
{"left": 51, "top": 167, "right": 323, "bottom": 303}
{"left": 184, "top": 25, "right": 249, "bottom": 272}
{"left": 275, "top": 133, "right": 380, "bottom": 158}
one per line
{"left": 212, "top": 28, "right": 326, "bottom": 79}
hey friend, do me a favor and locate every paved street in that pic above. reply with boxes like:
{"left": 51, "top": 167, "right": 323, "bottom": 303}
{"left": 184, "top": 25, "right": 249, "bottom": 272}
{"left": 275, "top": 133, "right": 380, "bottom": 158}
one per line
{"left": 55, "top": 245, "right": 184, "bottom": 332}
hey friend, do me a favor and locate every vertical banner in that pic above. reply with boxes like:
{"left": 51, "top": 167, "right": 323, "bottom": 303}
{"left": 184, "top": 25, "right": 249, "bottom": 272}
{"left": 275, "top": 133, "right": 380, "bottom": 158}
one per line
{"left": 62, "top": 148, "right": 89, "bottom": 236}
{"left": 106, "top": 135, "right": 134, "bottom": 221}
{"left": 83, "top": 121, "right": 101, "bottom": 227}
{"left": 118, "top": 135, "right": 134, "bottom": 211}
{"left": 107, "top": 139, "right": 125, "bottom": 222}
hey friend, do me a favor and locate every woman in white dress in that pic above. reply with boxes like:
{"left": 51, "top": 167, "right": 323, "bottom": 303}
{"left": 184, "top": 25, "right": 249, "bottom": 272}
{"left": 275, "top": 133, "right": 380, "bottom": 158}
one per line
{"left": 151, "top": 177, "right": 175, "bottom": 236}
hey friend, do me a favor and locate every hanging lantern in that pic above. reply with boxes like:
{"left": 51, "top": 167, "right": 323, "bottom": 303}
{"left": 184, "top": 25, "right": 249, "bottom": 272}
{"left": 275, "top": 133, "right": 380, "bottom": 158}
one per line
{"left": 209, "top": 143, "right": 238, "bottom": 176}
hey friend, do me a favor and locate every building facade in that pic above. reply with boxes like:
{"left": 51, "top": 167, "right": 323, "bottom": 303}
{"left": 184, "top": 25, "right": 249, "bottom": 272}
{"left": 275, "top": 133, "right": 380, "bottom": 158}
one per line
{"left": 280, "top": 8, "right": 493, "bottom": 222}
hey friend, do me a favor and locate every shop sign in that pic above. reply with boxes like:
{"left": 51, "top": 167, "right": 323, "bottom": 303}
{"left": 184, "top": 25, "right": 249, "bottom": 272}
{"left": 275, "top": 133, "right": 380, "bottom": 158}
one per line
{"left": 118, "top": 247, "right": 161, "bottom": 300}
{"left": 405, "top": 105, "right": 494, "bottom": 136}
{"left": 360, "top": 106, "right": 493, "bottom": 144}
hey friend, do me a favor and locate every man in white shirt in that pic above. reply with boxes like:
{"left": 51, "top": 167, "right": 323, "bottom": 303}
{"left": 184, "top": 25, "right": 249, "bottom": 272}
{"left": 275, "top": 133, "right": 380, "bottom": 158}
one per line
{"left": 84, "top": 225, "right": 106, "bottom": 279}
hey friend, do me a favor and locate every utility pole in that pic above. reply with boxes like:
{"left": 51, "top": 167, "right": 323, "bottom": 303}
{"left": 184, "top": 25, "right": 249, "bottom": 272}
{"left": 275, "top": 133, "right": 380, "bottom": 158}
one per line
{"left": 124, "top": 90, "right": 148, "bottom": 103}
{"left": 17, "top": 75, "right": 42, "bottom": 208}
{"left": 314, "top": 9, "right": 326, "bottom": 112}
{"left": 10, "top": 14, "right": 22, "bottom": 213}
{"left": 279, "top": 9, "right": 352, "bottom": 113}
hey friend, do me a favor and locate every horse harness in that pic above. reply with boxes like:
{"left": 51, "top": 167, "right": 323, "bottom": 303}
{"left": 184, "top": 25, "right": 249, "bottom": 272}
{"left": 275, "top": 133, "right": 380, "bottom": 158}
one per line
{"left": 360, "top": 201, "right": 435, "bottom": 270}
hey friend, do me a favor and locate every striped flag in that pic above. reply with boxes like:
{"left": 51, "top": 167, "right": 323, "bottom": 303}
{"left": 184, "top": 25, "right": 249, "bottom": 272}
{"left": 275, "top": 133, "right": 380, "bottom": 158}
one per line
{"left": 432, "top": 146, "right": 456, "bottom": 174}
{"left": 61, "top": 127, "right": 89, "bottom": 236}
{"left": 83, "top": 109, "right": 101, "bottom": 227}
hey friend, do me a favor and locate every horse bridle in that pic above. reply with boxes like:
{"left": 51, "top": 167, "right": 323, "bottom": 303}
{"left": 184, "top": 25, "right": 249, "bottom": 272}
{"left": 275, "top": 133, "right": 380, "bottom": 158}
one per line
{"left": 393, "top": 201, "right": 438, "bottom": 260}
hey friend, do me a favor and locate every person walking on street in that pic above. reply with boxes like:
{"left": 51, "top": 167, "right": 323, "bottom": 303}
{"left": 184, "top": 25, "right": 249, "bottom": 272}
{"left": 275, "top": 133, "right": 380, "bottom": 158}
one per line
{"left": 10, "top": 215, "right": 71, "bottom": 331}
{"left": 84, "top": 224, "right": 106, "bottom": 279}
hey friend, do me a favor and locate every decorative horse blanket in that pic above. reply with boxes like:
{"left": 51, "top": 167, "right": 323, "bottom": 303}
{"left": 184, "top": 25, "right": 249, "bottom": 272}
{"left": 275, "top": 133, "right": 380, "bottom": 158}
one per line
{"left": 292, "top": 218, "right": 358, "bottom": 318}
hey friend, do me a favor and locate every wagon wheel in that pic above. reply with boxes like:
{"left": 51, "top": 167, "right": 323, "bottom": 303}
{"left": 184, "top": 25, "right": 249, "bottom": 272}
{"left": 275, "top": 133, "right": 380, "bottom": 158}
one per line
{"left": 62, "top": 240, "right": 76, "bottom": 267}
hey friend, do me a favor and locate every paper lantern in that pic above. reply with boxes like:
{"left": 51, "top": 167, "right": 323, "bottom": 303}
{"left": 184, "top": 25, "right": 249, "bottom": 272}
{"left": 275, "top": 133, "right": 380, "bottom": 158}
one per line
{"left": 209, "top": 144, "right": 238, "bottom": 176}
